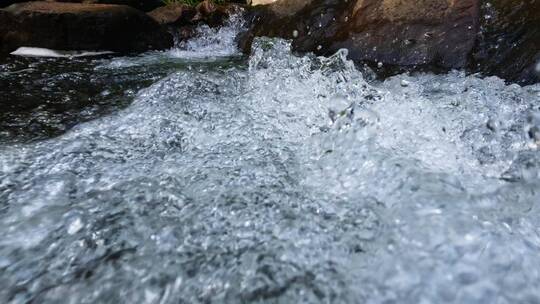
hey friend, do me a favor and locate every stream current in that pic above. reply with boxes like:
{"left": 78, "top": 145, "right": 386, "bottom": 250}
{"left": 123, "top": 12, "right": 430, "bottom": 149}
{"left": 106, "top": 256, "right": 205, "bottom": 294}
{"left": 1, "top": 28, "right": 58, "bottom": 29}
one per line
{"left": 1, "top": 16, "right": 540, "bottom": 303}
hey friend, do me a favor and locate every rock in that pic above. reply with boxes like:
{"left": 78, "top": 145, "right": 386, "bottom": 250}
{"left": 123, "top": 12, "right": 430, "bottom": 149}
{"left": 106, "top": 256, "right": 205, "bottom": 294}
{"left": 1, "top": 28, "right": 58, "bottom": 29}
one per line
{"left": 241, "top": 0, "right": 540, "bottom": 84}
{"left": 148, "top": 3, "right": 197, "bottom": 26}
{"left": 148, "top": 0, "right": 242, "bottom": 28}
{"left": 241, "top": 0, "right": 479, "bottom": 73}
{"left": 196, "top": 0, "right": 216, "bottom": 16}
{"left": 1, "top": 0, "right": 28, "bottom": 8}
{"left": 1, "top": 0, "right": 164, "bottom": 11}
{"left": 58, "top": 0, "right": 164, "bottom": 12}
{"left": 195, "top": 0, "right": 242, "bottom": 27}
{"left": 146, "top": 0, "right": 243, "bottom": 45}
{"left": 0, "top": 1, "right": 173, "bottom": 56}
{"left": 469, "top": 0, "right": 540, "bottom": 84}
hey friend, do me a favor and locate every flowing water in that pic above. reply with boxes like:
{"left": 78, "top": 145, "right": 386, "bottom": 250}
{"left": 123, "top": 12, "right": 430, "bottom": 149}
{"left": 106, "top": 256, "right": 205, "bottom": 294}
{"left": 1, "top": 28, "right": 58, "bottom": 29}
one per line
{"left": 1, "top": 16, "right": 540, "bottom": 304}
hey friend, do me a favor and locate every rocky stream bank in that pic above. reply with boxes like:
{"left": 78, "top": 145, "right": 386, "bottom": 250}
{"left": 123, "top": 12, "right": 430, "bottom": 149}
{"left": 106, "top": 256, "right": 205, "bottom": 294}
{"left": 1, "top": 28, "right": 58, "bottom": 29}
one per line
{"left": 1, "top": 0, "right": 539, "bottom": 84}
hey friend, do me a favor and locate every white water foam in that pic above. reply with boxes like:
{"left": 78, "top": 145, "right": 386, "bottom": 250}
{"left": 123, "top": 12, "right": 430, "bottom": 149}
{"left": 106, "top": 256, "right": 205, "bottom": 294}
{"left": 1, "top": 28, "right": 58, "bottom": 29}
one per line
{"left": 167, "top": 14, "right": 245, "bottom": 59}
{"left": 95, "top": 15, "right": 244, "bottom": 70}
{"left": 11, "top": 47, "right": 113, "bottom": 58}
{"left": 1, "top": 36, "right": 540, "bottom": 303}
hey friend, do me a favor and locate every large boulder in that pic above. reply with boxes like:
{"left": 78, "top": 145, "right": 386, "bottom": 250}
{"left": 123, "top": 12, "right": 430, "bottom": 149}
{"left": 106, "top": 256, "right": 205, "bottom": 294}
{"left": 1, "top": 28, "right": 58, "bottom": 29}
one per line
{"left": 241, "top": 0, "right": 539, "bottom": 84}
{"left": 0, "top": 1, "right": 173, "bottom": 56}
{"left": 77, "top": 0, "right": 164, "bottom": 12}
{"left": 1, "top": 0, "right": 165, "bottom": 11}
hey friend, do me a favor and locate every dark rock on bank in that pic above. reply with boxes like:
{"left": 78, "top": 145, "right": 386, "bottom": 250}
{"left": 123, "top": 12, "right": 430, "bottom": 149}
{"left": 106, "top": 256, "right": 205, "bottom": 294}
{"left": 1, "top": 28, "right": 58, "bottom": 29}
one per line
{"left": 241, "top": 0, "right": 539, "bottom": 84}
{"left": 0, "top": 1, "right": 173, "bottom": 56}
{"left": 0, "top": 0, "right": 28, "bottom": 8}
{"left": 1, "top": 0, "right": 164, "bottom": 11}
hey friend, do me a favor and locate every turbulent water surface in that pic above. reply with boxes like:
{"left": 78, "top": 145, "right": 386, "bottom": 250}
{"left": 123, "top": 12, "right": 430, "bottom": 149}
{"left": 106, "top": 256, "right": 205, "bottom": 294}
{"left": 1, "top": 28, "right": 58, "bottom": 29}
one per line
{"left": 1, "top": 17, "right": 540, "bottom": 304}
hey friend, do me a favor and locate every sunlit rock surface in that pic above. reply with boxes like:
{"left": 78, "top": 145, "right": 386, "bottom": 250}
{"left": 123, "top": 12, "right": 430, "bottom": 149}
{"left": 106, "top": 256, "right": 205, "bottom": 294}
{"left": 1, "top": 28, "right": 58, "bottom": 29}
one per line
{"left": 1, "top": 15, "right": 540, "bottom": 304}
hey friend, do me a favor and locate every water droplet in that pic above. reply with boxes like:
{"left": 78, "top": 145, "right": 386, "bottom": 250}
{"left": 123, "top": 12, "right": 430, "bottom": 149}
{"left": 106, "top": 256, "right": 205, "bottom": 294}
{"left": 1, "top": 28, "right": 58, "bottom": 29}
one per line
{"left": 316, "top": 45, "right": 322, "bottom": 51}
{"left": 486, "top": 118, "right": 500, "bottom": 133}
{"left": 292, "top": 30, "right": 299, "bottom": 38}
{"left": 67, "top": 217, "right": 83, "bottom": 235}
{"left": 377, "top": 62, "right": 383, "bottom": 68}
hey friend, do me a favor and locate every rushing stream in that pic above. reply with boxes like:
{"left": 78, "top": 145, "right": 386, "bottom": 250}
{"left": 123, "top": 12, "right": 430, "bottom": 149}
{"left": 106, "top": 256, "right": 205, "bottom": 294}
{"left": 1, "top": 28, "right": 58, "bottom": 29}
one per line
{"left": 1, "top": 16, "right": 540, "bottom": 304}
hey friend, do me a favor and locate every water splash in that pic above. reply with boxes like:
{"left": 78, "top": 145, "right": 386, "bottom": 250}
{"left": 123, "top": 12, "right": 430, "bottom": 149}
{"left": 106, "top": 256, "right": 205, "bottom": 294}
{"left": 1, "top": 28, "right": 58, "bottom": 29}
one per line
{"left": 168, "top": 14, "right": 245, "bottom": 59}
{"left": 96, "top": 15, "right": 245, "bottom": 70}
{"left": 1, "top": 37, "right": 539, "bottom": 303}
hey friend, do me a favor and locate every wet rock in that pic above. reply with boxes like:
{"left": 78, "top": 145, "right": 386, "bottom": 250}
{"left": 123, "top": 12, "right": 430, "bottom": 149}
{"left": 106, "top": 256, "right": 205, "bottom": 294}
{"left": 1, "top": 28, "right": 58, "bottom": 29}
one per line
{"left": 241, "top": 0, "right": 540, "bottom": 84}
{"left": 146, "top": 0, "right": 243, "bottom": 45}
{"left": 148, "top": 3, "right": 197, "bottom": 26}
{"left": 241, "top": 0, "right": 478, "bottom": 73}
{"left": 1, "top": 0, "right": 164, "bottom": 11}
{"left": 469, "top": 0, "right": 540, "bottom": 84}
{"left": 148, "top": 0, "right": 242, "bottom": 28}
{"left": 0, "top": 1, "right": 173, "bottom": 56}
{"left": 195, "top": 0, "right": 243, "bottom": 27}
{"left": 0, "top": 0, "right": 29, "bottom": 8}
{"left": 79, "top": 0, "right": 164, "bottom": 12}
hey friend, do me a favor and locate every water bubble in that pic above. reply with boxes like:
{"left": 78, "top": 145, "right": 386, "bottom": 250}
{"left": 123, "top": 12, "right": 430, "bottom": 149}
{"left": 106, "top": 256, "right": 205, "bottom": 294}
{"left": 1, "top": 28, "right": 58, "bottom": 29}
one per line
{"left": 486, "top": 118, "right": 500, "bottom": 133}
{"left": 67, "top": 217, "right": 84, "bottom": 235}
